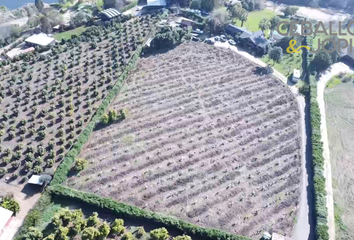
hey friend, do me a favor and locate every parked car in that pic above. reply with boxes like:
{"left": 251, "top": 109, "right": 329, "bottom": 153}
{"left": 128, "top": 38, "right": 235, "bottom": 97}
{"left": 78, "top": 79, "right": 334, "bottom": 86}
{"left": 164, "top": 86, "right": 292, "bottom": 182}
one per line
{"left": 220, "top": 35, "right": 227, "bottom": 42}
{"left": 228, "top": 39, "right": 236, "bottom": 46}
{"left": 214, "top": 36, "right": 220, "bottom": 41}
{"left": 205, "top": 38, "right": 215, "bottom": 45}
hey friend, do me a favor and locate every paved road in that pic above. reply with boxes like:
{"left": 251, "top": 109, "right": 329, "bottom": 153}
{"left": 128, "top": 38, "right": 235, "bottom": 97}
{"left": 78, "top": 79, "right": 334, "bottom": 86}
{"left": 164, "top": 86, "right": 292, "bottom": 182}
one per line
{"left": 214, "top": 41, "right": 313, "bottom": 240}
{"left": 317, "top": 63, "right": 354, "bottom": 240}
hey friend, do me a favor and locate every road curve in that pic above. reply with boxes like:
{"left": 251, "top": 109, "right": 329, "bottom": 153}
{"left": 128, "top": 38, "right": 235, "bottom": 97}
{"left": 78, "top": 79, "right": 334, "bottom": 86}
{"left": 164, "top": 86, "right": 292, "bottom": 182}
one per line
{"left": 317, "top": 63, "right": 354, "bottom": 240}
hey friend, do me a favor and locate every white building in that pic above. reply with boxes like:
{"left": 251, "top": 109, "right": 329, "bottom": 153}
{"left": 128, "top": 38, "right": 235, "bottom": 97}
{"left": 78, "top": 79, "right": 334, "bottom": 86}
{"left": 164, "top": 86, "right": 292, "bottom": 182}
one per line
{"left": 0, "top": 207, "right": 13, "bottom": 237}
{"left": 25, "top": 33, "right": 56, "bottom": 47}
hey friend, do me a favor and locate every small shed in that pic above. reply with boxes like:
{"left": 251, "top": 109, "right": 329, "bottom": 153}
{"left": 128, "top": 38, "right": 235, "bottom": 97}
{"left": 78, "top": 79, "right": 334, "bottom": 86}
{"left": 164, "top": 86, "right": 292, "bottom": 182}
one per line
{"left": 100, "top": 8, "right": 121, "bottom": 21}
{"left": 292, "top": 69, "right": 301, "bottom": 83}
{"left": 25, "top": 33, "right": 56, "bottom": 47}
{"left": 28, "top": 175, "right": 45, "bottom": 185}
{"left": 0, "top": 207, "right": 13, "bottom": 237}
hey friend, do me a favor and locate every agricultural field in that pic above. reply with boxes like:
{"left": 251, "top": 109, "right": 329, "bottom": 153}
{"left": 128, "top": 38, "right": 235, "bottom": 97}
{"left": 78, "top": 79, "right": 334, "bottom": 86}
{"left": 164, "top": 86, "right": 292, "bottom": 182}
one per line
{"left": 0, "top": 15, "right": 155, "bottom": 183}
{"left": 66, "top": 43, "right": 303, "bottom": 238}
{"left": 325, "top": 76, "right": 354, "bottom": 239}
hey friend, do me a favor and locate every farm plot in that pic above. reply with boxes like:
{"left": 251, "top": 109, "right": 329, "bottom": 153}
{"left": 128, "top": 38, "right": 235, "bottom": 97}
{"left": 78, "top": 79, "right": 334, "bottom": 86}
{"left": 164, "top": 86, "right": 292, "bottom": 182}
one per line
{"left": 0, "top": 16, "right": 155, "bottom": 182}
{"left": 66, "top": 43, "right": 303, "bottom": 238}
{"left": 325, "top": 81, "right": 354, "bottom": 239}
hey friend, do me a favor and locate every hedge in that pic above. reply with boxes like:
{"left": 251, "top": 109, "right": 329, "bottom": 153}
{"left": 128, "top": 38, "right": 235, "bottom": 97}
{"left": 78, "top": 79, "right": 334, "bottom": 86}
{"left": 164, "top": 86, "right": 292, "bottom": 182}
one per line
{"left": 49, "top": 185, "right": 253, "bottom": 240}
{"left": 51, "top": 45, "right": 143, "bottom": 186}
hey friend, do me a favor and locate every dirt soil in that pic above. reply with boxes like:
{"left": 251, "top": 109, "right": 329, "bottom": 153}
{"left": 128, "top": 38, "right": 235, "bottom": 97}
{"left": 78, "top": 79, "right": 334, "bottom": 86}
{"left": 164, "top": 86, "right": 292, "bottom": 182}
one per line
{"left": 66, "top": 43, "right": 303, "bottom": 239}
{"left": 325, "top": 81, "right": 354, "bottom": 240}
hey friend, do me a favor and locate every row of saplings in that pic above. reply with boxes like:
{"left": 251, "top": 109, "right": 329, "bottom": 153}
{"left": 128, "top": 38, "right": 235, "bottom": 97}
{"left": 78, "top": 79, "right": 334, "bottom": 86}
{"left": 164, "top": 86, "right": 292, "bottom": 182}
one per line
{"left": 23, "top": 208, "right": 191, "bottom": 240}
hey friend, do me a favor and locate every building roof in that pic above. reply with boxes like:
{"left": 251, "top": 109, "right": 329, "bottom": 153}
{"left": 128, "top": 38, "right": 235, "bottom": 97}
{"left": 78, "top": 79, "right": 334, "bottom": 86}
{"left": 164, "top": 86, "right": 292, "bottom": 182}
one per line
{"left": 225, "top": 24, "right": 245, "bottom": 35}
{"left": 179, "top": 17, "right": 196, "bottom": 26}
{"left": 147, "top": 0, "right": 167, "bottom": 6}
{"left": 293, "top": 69, "right": 301, "bottom": 78}
{"left": 25, "top": 33, "right": 55, "bottom": 47}
{"left": 341, "top": 46, "right": 354, "bottom": 59}
{"left": 28, "top": 175, "right": 44, "bottom": 185}
{"left": 101, "top": 8, "right": 121, "bottom": 19}
{"left": 0, "top": 207, "right": 13, "bottom": 232}
{"left": 6, "top": 47, "right": 35, "bottom": 59}
{"left": 240, "top": 30, "right": 269, "bottom": 48}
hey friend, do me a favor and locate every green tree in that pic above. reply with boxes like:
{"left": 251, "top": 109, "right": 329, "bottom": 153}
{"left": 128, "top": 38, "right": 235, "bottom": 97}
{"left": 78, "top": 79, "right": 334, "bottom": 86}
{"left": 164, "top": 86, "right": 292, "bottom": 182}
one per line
{"left": 209, "top": 7, "right": 229, "bottom": 33}
{"left": 230, "top": 4, "right": 248, "bottom": 27}
{"left": 55, "top": 227, "right": 69, "bottom": 240}
{"left": 101, "top": 113, "right": 109, "bottom": 124}
{"left": 150, "top": 228, "right": 169, "bottom": 240}
{"left": 40, "top": 16, "right": 52, "bottom": 34}
{"left": 74, "top": 158, "right": 87, "bottom": 171}
{"left": 311, "top": 51, "right": 332, "bottom": 74}
{"left": 98, "top": 222, "right": 111, "bottom": 239}
{"left": 81, "top": 227, "right": 100, "bottom": 240}
{"left": 87, "top": 212, "right": 99, "bottom": 227}
{"left": 201, "top": 0, "right": 215, "bottom": 12}
{"left": 258, "top": 18, "right": 270, "bottom": 34}
{"left": 190, "top": 0, "right": 201, "bottom": 9}
{"left": 111, "top": 219, "right": 125, "bottom": 235}
{"left": 281, "top": 6, "right": 299, "bottom": 17}
{"left": 1, "top": 196, "right": 20, "bottom": 214}
{"left": 269, "top": 16, "right": 280, "bottom": 37}
{"left": 25, "top": 227, "right": 43, "bottom": 240}
{"left": 121, "top": 232, "right": 133, "bottom": 240}
{"left": 269, "top": 47, "right": 283, "bottom": 64}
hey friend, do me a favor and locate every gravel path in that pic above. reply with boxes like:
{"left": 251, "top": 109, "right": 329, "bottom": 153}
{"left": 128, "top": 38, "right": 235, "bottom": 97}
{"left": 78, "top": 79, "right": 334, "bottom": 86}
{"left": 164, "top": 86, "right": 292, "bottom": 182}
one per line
{"left": 317, "top": 62, "right": 354, "bottom": 240}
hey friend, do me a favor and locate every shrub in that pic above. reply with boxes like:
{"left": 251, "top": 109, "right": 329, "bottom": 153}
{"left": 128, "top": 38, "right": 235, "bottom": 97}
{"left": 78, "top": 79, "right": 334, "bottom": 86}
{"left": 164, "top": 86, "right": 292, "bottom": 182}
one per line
{"left": 150, "top": 228, "right": 169, "bottom": 240}
{"left": 87, "top": 212, "right": 99, "bottom": 227}
{"left": 33, "top": 166, "right": 43, "bottom": 174}
{"left": 121, "top": 232, "right": 133, "bottom": 240}
{"left": 0, "top": 168, "right": 8, "bottom": 176}
{"left": 1, "top": 196, "right": 20, "bottom": 214}
{"left": 82, "top": 227, "right": 100, "bottom": 240}
{"left": 111, "top": 219, "right": 125, "bottom": 235}
{"left": 98, "top": 222, "right": 111, "bottom": 239}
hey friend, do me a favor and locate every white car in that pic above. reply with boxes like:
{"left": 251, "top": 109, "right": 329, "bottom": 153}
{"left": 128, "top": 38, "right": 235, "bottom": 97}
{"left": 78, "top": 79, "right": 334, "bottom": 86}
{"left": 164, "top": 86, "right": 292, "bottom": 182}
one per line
{"left": 214, "top": 36, "right": 220, "bottom": 41}
{"left": 228, "top": 39, "right": 236, "bottom": 46}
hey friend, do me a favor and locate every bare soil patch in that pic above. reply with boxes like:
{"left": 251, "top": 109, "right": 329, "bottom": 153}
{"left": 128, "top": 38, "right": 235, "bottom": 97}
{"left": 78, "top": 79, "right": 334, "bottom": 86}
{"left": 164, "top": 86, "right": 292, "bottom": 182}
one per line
{"left": 66, "top": 43, "right": 302, "bottom": 238}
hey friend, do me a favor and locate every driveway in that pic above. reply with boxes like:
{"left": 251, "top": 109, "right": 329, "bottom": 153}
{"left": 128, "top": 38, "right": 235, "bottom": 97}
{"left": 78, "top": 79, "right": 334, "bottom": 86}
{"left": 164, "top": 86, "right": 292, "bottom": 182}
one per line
{"left": 316, "top": 62, "right": 354, "bottom": 240}
{"left": 0, "top": 182, "right": 41, "bottom": 240}
{"left": 213, "top": 41, "right": 313, "bottom": 240}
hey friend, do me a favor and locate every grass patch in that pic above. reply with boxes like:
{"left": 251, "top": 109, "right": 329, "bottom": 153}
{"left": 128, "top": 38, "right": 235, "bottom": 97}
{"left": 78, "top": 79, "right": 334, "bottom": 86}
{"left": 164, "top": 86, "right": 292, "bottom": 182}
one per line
{"left": 53, "top": 26, "right": 87, "bottom": 41}
{"left": 262, "top": 52, "right": 302, "bottom": 77}
{"left": 97, "top": 0, "right": 104, "bottom": 9}
{"left": 326, "top": 76, "right": 342, "bottom": 89}
{"left": 232, "top": 10, "right": 289, "bottom": 37}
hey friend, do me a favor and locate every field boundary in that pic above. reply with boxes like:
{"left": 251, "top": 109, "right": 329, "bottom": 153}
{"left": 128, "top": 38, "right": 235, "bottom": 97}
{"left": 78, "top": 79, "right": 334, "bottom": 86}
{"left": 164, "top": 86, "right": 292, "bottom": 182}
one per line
{"left": 49, "top": 185, "right": 253, "bottom": 240}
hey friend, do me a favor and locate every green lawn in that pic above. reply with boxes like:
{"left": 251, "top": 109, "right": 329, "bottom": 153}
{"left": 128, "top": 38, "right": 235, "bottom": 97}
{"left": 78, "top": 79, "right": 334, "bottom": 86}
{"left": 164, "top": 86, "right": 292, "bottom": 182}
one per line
{"left": 262, "top": 51, "right": 303, "bottom": 77}
{"left": 53, "top": 26, "right": 87, "bottom": 41}
{"left": 232, "top": 9, "right": 290, "bottom": 37}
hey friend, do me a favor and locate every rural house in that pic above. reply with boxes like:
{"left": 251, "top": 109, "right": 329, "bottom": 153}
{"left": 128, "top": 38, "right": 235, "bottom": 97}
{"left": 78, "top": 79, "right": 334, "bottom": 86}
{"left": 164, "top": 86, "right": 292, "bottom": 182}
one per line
{"left": 225, "top": 24, "right": 246, "bottom": 37}
{"left": 238, "top": 30, "right": 270, "bottom": 55}
{"left": 341, "top": 46, "right": 354, "bottom": 67}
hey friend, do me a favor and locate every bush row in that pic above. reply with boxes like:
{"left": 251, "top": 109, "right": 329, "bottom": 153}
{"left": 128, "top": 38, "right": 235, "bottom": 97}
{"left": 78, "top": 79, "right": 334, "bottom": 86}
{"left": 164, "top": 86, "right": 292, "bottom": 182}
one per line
{"left": 49, "top": 185, "right": 253, "bottom": 240}
{"left": 309, "top": 75, "right": 329, "bottom": 240}
{"left": 302, "top": 35, "right": 329, "bottom": 240}
{"left": 50, "top": 45, "right": 143, "bottom": 186}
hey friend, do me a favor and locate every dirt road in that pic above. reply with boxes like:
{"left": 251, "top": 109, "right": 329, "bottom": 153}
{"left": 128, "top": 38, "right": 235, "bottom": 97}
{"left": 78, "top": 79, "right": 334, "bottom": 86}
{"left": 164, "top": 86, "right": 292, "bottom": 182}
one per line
{"left": 0, "top": 182, "right": 41, "bottom": 240}
{"left": 317, "top": 62, "right": 354, "bottom": 240}
{"left": 214, "top": 41, "right": 313, "bottom": 240}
